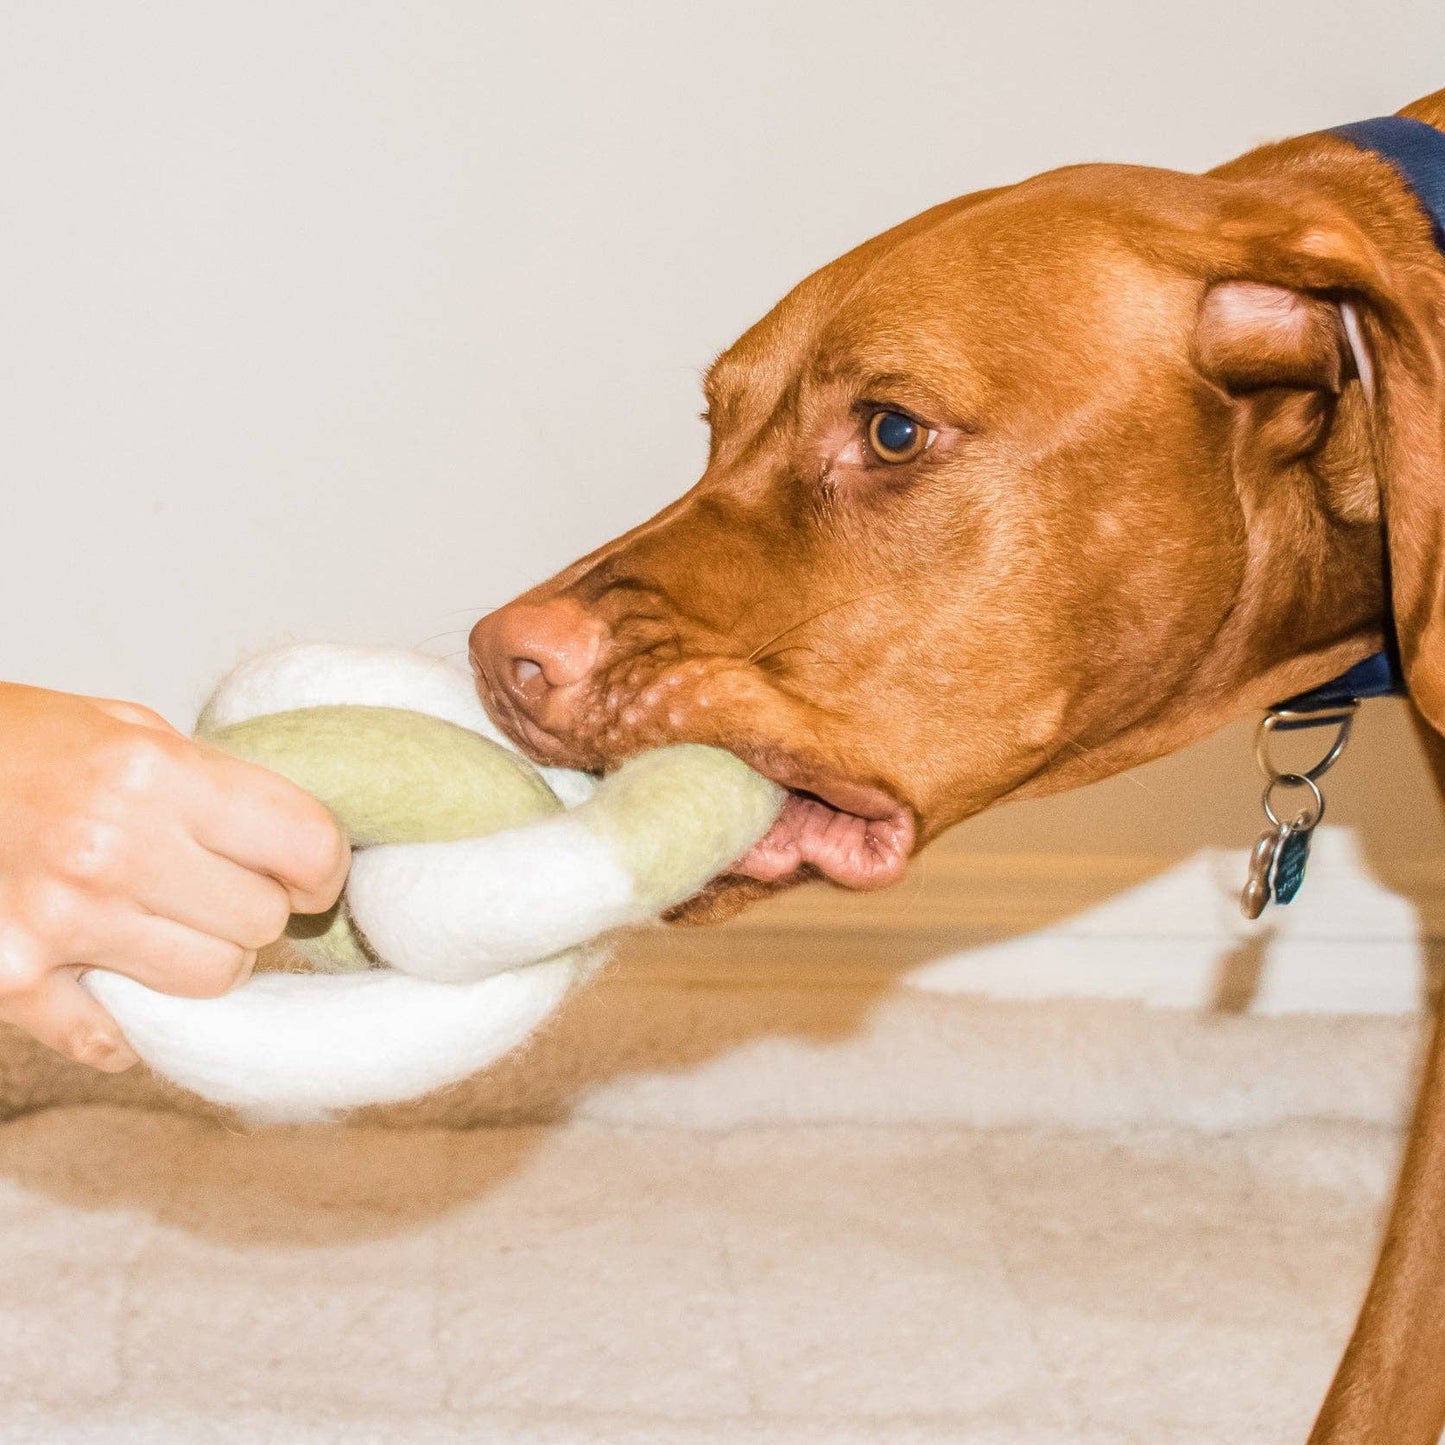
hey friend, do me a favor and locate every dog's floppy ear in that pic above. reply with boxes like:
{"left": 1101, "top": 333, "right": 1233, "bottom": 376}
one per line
{"left": 1194, "top": 280, "right": 1354, "bottom": 461}
{"left": 1192, "top": 189, "right": 1445, "bottom": 732}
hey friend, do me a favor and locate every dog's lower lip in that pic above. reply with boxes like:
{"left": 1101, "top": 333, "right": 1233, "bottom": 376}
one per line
{"left": 724, "top": 747, "right": 915, "bottom": 891}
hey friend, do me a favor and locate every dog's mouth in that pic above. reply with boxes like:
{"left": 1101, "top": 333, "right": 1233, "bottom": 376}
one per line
{"left": 472, "top": 667, "right": 915, "bottom": 893}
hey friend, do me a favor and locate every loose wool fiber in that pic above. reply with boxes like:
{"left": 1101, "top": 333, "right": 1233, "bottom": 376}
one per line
{"left": 81, "top": 645, "right": 783, "bottom": 1122}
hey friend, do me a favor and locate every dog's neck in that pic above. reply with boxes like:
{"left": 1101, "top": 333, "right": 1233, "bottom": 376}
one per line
{"left": 1277, "top": 114, "right": 1445, "bottom": 713}
{"left": 1202, "top": 105, "right": 1445, "bottom": 722}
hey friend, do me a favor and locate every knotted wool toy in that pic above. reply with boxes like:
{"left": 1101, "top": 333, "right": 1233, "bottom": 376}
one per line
{"left": 80, "top": 644, "right": 784, "bottom": 1122}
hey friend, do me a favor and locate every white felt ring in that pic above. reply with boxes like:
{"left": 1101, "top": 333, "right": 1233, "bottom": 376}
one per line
{"left": 83, "top": 953, "right": 588, "bottom": 1123}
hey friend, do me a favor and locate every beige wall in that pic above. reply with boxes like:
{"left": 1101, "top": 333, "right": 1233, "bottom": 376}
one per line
{"left": 3, "top": 2, "right": 1442, "bottom": 869}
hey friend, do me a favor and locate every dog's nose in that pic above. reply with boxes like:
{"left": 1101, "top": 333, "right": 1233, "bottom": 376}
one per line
{"left": 469, "top": 597, "right": 609, "bottom": 734}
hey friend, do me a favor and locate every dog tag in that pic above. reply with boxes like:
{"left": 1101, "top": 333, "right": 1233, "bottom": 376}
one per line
{"left": 1240, "top": 826, "right": 1283, "bottom": 920}
{"left": 1270, "top": 821, "right": 1313, "bottom": 905}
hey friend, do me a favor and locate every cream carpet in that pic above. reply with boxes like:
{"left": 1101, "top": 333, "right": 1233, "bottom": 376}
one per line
{"left": 0, "top": 951, "right": 1424, "bottom": 1444}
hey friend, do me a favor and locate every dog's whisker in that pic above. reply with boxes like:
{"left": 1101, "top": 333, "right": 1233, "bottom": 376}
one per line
{"left": 433, "top": 603, "right": 511, "bottom": 619}
{"left": 1057, "top": 732, "right": 1162, "bottom": 798}
{"left": 412, "top": 628, "right": 474, "bottom": 650}
{"left": 745, "top": 589, "right": 898, "bottom": 664}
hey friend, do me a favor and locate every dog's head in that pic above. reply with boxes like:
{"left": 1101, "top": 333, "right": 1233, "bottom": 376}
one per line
{"left": 472, "top": 144, "right": 1445, "bottom": 914}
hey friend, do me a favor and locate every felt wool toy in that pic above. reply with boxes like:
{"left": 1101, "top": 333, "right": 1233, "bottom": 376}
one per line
{"left": 80, "top": 644, "right": 783, "bottom": 1123}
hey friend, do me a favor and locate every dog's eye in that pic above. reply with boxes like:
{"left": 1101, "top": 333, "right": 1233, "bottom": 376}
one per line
{"left": 867, "top": 410, "right": 930, "bottom": 464}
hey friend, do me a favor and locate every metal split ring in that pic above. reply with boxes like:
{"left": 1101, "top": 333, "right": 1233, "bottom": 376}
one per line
{"left": 1255, "top": 706, "right": 1355, "bottom": 785}
{"left": 1261, "top": 772, "right": 1325, "bottom": 830}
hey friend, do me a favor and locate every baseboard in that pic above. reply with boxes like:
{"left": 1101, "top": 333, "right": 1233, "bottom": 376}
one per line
{"left": 620, "top": 827, "right": 1445, "bottom": 1016}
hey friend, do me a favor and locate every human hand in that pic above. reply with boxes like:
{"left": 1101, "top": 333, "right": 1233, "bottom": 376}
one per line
{"left": 0, "top": 683, "right": 350, "bottom": 1071}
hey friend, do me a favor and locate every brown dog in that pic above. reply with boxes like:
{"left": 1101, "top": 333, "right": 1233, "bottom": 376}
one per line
{"left": 471, "top": 89, "right": 1445, "bottom": 1444}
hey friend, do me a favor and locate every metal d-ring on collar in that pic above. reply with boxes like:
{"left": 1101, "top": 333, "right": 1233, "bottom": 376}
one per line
{"left": 1255, "top": 704, "right": 1355, "bottom": 789}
